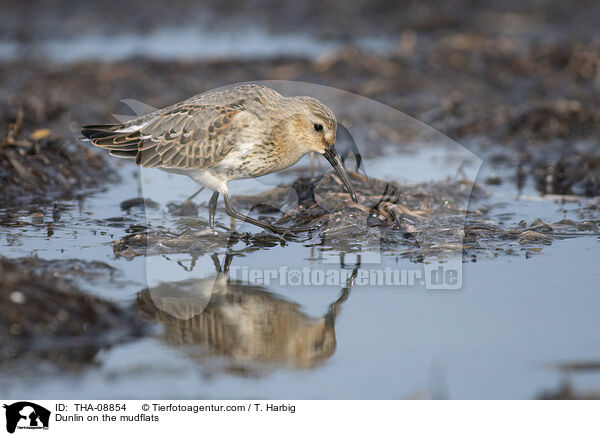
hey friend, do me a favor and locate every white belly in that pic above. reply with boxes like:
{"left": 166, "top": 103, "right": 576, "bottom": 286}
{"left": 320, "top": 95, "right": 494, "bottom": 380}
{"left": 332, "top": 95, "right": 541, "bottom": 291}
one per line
{"left": 161, "top": 167, "right": 230, "bottom": 194}
{"left": 188, "top": 169, "right": 230, "bottom": 194}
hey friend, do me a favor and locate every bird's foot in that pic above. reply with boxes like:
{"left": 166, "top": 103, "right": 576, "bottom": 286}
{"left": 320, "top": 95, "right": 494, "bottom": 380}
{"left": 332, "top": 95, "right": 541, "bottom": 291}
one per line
{"left": 288, "top": 224, "right": 320, "bottom": 233}
{"left": 267, "top": 223, "right": 319, "bottom": 237}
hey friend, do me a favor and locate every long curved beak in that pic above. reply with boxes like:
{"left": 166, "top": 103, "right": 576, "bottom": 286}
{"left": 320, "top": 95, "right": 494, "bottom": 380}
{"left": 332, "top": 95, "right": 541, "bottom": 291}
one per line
{"left": 323, "top": 146, "right": 358, "bottom": 203}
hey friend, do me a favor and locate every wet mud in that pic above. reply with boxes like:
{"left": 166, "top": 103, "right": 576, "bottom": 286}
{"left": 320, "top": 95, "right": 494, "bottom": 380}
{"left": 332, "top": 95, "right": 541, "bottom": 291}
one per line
{"left": 0, "top": 106, "right": 117, "bottom": 206}
{"left": 0, "top": 257, "right": 147, "bottom": 368}
{"left": 111, "top": 169, "right": 599, "bottom": 262}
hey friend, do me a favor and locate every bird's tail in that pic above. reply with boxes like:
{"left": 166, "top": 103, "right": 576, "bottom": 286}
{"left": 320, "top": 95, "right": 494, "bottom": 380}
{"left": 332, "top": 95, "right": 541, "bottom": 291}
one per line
{"left": 81, "top": 124, "right": 141, "bottom": 159}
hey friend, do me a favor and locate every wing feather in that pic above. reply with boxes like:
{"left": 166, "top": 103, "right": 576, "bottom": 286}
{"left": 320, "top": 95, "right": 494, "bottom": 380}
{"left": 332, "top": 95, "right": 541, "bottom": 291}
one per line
{"left": 82, "top": 84, "right": 281, "bottom": 168}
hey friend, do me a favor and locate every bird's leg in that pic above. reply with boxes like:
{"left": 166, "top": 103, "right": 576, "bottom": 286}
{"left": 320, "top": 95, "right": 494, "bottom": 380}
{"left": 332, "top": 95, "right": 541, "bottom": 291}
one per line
{"left": 223, "top": 193, "right": 293, "bottom": 235}
{"left": 209, "top": 252, "right": 235, "bottom": 273}
{"left": 185, "top": 187, "right": 204, "bottom": 203}
{"left": 208, "top": 191, "right": 219, "bottom": 228}
{"left": 325, "top": 267, "right": 358, "bottom": 326}
{"left": 310, "top": 152, "right": 323, "bottom": 176}
{"left": 222, "top": 253, "right": 234, "bottom": 273}
{"left": 210, "top": 253, "right": 222, "bottom": 272}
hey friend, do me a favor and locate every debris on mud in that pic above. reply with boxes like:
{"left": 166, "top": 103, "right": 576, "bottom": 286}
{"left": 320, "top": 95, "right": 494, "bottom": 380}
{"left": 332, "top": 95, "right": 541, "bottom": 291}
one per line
{"left": 117, "top": 171, "right": 600, "bottom": 263}
{"left": 535, "top": 152, "right": 600, "bottom": 197}
{"left": 120, "top": 196, "right": 159, "bottom": 212}
{"left": 504, "top": 100, "right": 596, "bottom": 143}
{"left": 288, "top": 172, "right": 480, "bottom": 229}
{"left": 112, "top": 170, "right": 480, "bottom": 257}
{"left": 111, "top": 170, "right": 600, "bottom": 261}
{"left": 0, "top": 256, "right": 147, "bottom": 366}
{"left": 0, "top": 106, "right": 117, "bottom": 206}
{"left": 167, "top": 200, "right": 199, "bottom": 216}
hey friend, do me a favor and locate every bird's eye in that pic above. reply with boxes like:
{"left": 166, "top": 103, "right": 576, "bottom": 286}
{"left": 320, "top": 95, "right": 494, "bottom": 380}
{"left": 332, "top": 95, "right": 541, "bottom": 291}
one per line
{"left": 314, "top": 123, "right": 323, "bottom": 132}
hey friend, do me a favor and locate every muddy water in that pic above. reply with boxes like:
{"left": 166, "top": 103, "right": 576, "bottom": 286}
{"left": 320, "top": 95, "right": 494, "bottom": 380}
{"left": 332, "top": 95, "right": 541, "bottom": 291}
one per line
{"left": 1, "top": 143, "right": 598, "bottom": 399}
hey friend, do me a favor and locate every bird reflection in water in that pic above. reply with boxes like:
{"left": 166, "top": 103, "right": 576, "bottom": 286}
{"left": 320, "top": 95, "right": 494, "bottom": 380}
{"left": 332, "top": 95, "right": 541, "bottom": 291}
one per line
{"left": 135, "top": 254, "right": 357, "bottom": 376}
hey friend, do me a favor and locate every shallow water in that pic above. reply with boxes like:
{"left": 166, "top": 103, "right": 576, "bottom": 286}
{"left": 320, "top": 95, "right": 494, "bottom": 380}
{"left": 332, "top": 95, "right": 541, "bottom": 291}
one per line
{"left": 0, "top": 26, "right": 397, "bottom": 63}
{"left": 1, "top": 141, "right": 599, "bottom": 399}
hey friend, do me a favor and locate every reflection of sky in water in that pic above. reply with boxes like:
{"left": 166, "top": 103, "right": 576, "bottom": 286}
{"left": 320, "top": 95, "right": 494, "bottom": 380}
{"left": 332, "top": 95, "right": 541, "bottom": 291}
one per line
{"left": 1, "top": 142, "right": 599, "bottom": 399}
{"left": 0, "top": 27, "right": 397, "bottom": 63}
{"left": 364, "top": 143, "right": 480, "bottom": 184}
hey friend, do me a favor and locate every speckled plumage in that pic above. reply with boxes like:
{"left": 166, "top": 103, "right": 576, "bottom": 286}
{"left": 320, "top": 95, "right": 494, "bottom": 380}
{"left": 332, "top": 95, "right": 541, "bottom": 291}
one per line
{"left": 82, "top": 84, "right": 355, "bottom": 234}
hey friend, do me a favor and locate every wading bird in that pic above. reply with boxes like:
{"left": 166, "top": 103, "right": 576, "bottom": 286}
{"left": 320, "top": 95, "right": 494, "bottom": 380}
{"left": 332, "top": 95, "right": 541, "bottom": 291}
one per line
{"left": 82, "top": 84, "right": 357, "bottom": 234}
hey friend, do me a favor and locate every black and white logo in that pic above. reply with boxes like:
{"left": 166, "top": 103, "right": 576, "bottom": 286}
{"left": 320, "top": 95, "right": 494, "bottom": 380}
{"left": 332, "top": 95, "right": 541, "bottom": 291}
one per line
{"left": 3, "top": 402, "right": 50, "bottom": 434}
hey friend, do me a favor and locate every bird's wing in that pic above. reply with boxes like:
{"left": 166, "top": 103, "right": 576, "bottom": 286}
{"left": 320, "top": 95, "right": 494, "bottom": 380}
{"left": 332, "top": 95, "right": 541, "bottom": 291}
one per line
{"left": 138, "top": 103, "right": 251, "bottom": 169}
{"left": 82, "top": 84, "right": 280, "bottom": 169}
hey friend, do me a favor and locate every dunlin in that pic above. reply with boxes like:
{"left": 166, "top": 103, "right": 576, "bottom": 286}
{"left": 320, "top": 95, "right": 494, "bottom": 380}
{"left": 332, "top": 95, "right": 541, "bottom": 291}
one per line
{"left": 82, "top": 84, "right": 357, "bottom": 234}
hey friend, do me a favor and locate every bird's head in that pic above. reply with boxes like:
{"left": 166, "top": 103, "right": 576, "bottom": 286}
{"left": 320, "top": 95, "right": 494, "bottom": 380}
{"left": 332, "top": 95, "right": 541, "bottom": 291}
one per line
{"left": 277, "top": 96, "right": 358, "bottom": 203}
{"left": 291, "top": 96, "right": 338, "bottom": 152}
